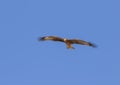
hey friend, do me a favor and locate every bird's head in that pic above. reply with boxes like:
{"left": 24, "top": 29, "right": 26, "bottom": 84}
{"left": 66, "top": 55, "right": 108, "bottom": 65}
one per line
{"left": 63, "top": 38, "right": 68, "bottom": 42}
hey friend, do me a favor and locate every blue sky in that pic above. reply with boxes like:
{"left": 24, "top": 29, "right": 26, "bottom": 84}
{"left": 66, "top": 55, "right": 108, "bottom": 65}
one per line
{"left": 0, "top": 0, "right": 120, "bottom": 85}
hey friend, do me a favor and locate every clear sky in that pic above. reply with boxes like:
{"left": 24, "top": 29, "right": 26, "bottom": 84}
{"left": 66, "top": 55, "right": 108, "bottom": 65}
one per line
{"left": 0, "top": 0, "right": 120, "bottom": 85}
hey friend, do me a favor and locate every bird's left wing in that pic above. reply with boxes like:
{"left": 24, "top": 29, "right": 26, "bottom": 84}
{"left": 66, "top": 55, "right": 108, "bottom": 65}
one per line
{"left": 69, "top": 39, "right": 96, "bottom": 47}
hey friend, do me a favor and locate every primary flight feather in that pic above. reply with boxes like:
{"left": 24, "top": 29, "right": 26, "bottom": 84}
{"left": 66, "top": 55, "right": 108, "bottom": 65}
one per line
{"left": 39, "top": 36, "right": 96, "bottom": 49}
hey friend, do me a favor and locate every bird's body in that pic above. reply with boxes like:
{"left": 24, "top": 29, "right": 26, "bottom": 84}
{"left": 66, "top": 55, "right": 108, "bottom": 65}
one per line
{"left": 39, "top": 36, "right": 96, "bottom": 49}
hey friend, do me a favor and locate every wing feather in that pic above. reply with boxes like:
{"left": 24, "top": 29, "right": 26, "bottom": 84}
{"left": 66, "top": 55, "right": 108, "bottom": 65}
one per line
{"left": 69, "top": 39, "right": 96, "bottom": 47}
{"left": 39, "top": 36, "right": 64, "bottom": 42}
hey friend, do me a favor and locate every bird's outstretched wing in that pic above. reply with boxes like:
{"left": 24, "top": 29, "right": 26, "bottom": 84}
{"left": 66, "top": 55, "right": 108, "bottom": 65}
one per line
{"left": 39, "top": 36, "right": 64, "bottom": 42}
{"left": 69, "top": 39, "right": 97, "bottom": 47}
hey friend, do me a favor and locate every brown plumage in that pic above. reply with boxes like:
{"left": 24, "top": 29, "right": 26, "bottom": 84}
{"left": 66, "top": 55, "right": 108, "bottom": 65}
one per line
{"left": 39, "top": 36, "right": 96, "bottom": 49}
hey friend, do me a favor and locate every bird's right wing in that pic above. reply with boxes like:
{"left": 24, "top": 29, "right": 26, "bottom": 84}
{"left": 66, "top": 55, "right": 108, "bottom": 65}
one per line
{"left": 39, "top": 36, "right": 64, "bottom": 42}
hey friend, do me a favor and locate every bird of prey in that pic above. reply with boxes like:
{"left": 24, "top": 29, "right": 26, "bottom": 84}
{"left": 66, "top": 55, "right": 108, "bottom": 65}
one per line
{"left": 39, "top": 36, "right": 96, "bottom": 49}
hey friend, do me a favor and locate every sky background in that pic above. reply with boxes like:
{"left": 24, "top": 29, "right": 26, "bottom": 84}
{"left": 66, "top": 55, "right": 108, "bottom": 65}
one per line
{"left": 0, "top": 0, "right": 120, "bottom": 85}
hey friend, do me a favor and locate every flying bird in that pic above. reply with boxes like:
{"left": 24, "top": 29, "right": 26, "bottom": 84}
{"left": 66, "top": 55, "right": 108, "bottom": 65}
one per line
{"left": 39, "top": 36, "right": 96, "bottom": 49}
